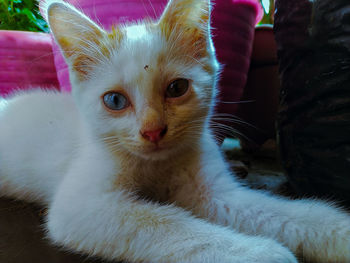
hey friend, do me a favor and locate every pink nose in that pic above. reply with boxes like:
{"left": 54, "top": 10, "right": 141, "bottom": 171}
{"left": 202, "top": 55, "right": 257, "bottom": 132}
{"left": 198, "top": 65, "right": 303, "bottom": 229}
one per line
{"left": 141, "top": 126, "right": 167, "bottom": 143}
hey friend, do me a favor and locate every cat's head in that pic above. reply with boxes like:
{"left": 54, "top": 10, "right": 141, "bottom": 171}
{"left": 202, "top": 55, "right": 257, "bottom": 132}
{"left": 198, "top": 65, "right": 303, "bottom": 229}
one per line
{"left": 45, "top": 0, "right": 219, "bottom": 160}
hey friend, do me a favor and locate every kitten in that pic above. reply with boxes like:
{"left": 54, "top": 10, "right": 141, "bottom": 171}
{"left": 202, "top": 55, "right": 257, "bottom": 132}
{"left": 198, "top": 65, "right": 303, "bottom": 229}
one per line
{"left": 0, "top": 0, "right": 350, "bottom": 262}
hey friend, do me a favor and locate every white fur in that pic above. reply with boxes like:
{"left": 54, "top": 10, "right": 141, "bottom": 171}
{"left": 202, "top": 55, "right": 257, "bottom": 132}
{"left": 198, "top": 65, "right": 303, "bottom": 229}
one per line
{"left": 1, "top": 0, "right": 350, "bottom": 262}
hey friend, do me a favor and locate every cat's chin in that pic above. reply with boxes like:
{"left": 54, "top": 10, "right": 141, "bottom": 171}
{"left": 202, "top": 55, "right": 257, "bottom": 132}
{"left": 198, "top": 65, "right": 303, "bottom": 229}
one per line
{"left": 128, "top": 145, "right": 178, "bottom": 161}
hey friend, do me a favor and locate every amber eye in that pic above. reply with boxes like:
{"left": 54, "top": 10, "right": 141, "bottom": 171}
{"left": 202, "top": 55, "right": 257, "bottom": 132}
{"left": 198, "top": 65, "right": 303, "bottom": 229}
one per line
{"left": 165, "top": 79, "right": 189, "bottom": 98}
{"left": 103, "top": 92, "right": 129, "bottom": 111}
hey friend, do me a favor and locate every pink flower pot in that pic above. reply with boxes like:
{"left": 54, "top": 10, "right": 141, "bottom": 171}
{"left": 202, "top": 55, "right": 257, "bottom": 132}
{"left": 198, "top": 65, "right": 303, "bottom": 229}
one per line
{"left": 213, "top": 0, "right": 263, "bottom": 116}
{"left": 0, "top": 30, "right": 59, "bottom": 97}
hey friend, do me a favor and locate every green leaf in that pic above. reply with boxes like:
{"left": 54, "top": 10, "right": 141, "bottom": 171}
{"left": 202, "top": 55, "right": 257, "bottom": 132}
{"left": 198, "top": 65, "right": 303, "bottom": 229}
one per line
{"left": 21, "top": 8, "right": 36, "bottom": 22}
{"left": 0, "top": 0, "right": 48, "bottom": 32}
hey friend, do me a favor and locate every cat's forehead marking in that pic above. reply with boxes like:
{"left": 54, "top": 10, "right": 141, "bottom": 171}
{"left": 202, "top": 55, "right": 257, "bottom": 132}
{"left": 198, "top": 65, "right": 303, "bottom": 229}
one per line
{"left": 126, "top": 24, "right": 147, "bottom": 40}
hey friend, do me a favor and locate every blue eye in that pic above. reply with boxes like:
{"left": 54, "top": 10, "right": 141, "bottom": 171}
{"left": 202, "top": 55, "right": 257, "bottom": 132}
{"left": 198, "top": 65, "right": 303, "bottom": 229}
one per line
{"left": 103, "top": 92, "right": 129, "bottom": 111}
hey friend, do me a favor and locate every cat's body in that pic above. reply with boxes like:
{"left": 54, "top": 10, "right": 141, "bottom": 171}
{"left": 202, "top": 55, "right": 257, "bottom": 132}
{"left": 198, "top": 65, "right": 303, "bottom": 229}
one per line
{"left": 0, "top": 0, "right": 350, "bottom": 262}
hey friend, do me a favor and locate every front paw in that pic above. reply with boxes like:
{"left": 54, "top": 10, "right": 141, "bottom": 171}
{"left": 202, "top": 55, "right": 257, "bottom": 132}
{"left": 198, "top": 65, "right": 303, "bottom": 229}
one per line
{"left": 228, "top": 237, "right": 298, "bottom": 263}
{"left": 297, "top": 205, "right": 350, "bottom": 262}
{"left": 309, "top": 225, "right": 350, "bottom": 262}
{"left": 186, "top": 235, "right": 298, "bottom": 263}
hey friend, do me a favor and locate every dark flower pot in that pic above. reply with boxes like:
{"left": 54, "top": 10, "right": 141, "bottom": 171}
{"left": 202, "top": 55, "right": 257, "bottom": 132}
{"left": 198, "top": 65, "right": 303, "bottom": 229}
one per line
{"left": 232, "top": 25, "right": 280, "bottom": 150}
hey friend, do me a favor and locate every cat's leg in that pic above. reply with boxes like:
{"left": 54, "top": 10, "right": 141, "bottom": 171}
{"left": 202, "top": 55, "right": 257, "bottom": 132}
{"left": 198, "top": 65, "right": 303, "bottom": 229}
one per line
{"left": 181, "top": 171, "right": 350, "bottom": 263}
{"left": 47, "top": 172, "right": 297, "bottom": 263}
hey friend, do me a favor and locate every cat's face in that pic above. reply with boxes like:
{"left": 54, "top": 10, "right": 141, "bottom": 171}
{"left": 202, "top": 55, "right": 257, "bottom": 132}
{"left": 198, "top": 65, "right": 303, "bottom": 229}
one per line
{"left": 46, "top": 0, "right": 219, "bottom": 160}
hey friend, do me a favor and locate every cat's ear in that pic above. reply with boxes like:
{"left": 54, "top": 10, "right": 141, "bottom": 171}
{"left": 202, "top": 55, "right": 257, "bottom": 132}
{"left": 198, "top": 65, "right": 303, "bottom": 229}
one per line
{"left": 158, "top": 0, "right": 211, "bottom": 57}
{"left": 44, "top": 0, "right": 108, "bottom": 81}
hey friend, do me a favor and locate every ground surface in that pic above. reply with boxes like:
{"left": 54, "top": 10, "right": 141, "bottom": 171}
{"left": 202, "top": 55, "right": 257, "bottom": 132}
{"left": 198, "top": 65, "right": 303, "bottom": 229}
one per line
{"left": 0, "top": 139, "right": 297, "bottom": 263}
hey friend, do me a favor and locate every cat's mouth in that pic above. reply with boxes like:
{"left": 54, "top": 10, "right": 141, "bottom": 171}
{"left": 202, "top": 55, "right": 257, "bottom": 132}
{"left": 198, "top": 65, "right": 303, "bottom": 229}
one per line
{"left": 143, "top": 143, "right": 166, "bottom": 153}
{"left": 127, "top": 142, "right": 175, "bottom": 160}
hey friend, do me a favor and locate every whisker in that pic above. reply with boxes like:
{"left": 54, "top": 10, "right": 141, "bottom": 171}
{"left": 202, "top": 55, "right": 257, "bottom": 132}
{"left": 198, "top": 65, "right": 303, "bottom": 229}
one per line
{"left": 210, "top": 118, "right": 261, "bottom": 132}
{"left": 217, "top": 100, "right": 255, "bottom": 104}
{"left": 209, "top": 123, "right": 252, "bottom": 142}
